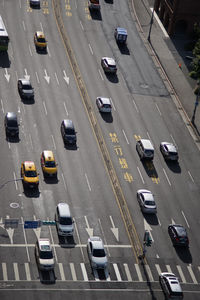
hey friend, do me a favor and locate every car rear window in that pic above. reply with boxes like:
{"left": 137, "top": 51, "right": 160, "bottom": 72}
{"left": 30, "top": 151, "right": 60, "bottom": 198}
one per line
{"left": 93, "top": 249, "right": 106, "bottom": 257}
{"left": 65, "top": 128, "right": 75, "bottom": 135}
{"left": 8, "top": 120, "right": 18, "bottom": 127}
{"left": 60, "top": 217, "right": 72, "bottom": 225}
{"left": 103, "top": 104, "right": 111, "bottom": 108}
{"left": 40, "top": 251, "right": 53, "bottom": 259}
{"left": 45, "top": 161, "right": 56, "bottom": 168}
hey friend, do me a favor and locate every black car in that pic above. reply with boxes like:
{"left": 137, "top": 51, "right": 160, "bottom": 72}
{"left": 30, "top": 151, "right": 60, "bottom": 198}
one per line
{"left": 4, "top": 112, "right": 19, "bottom": 138}
{"left": 18, "top": 78, "right": 34, "bottom": 100}
{"left": 61, "top": 119, "right": 76, "bottom": 145}
{"left": 168, "top": 224, "right": 189, "bottom": 247}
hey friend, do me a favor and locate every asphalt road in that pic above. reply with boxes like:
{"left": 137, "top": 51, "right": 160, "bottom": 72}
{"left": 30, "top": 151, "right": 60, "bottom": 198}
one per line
{"left": 0, "top": 0, "right": 199, "bottom": 299}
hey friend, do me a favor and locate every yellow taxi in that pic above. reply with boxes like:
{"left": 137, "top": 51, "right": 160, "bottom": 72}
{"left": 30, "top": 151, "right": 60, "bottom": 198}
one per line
{"left": 21, "top": 161, "right": 39, "bottom": 189}
{"left": 41, "top": 150, "right": 57, "bottom": 178}
{"left": 34, "top": 31, "right": 47, "bottom": 51}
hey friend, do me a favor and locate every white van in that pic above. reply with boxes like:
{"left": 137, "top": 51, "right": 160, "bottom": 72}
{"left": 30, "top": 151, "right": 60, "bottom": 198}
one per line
{"left": 55, "top": 203, "right": 74, "bottom": 236}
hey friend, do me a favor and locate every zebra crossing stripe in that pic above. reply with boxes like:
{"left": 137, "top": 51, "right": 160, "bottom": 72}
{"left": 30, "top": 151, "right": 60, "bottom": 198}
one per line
{"left": 70, "top": 263, "right": 77, "bottom": 281}
{"left": 13, "top": 263, "right": 20, "bottom": 281}
{"left": 24, "top": 263, "right": 31, "bottom": 281}
{"left": 187, "top": 265, "right": 198, "bottom": 284}
{"left": 123, "top": 263, "right": 132, "bottom": 281}
{"left": 105, "top": 268, "right": 111, "bottom": 281}
{"left": 134, "top": 263, "right": 143, "bottom": 281}
{"left": 93, "top": 269, "right": 100, "bottom": 281}
{"left": 144, "top": 265, "right": 154, "bottom": 282}
{"left": 58, "top": 263, "right": 65, "bottom": 281}
{"left": 166, "top": 265, "right": 173, "bottom": 273}
{"left": 2, "top": 263, "right": 8, "bottom": 281}
{"left": 113, "top": 263, "right": 122, "bottom": 281}
{"left": 155, "top": 264, "right": 162, "bottom": 275}
{"left": 177, "top": 265, "right": 186, "bottom": 283}
{"left": 80, "top": 263, "right": 88, "bottom": 281}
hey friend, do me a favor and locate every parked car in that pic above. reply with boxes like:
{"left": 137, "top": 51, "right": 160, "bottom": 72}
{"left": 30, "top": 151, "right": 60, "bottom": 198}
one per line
{"left": 160, "top": 142, "right": 178, "bottom": 161}
{"left": 136, "top": 139, "right": 154, "bottom": 160}
{"left": 35, "top": 239, "right": 54, "bottom": 271}
{"left": 159, "top": 272, "right": 183, "bottom": 299}
{"left": 4, "top": 112, "right": 19, "bottom": 138}
{"left": 61, "top": 119, "right": 77, "bottom": 146}
{"left": 101, "top": 57, "right": 117, "bottom": 74}
{"left": 87, "top": 236, "right": 108, "bottom": 270}
{"left": 96, "top": 97, "right": 112, "bottom": 113}
{"left": 137, "top": 189, "right": 157, "bottom": 214}
{"left": 168, "top": 224, "right": 189, "bottom": 247}
{"left": 18, "top": 79, "right": 34, "bottom": 100}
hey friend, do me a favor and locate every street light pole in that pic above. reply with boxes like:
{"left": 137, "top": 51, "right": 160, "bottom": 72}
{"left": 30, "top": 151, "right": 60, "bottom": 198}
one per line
{"left": 191, "top": 80, "right": 200, "bottom": 125}
{"left": 147, "top": 5, "right": 155, "bottom": 42}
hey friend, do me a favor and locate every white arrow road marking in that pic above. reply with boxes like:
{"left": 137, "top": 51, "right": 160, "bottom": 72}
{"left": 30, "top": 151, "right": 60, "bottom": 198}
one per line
{"left": 84, "top": 216, "right": 93, "bottom": 237}
{"left": 24, "top": 69, "right": 30, "bottom": 80}
{"left": 44, "top": 69, "right": 50, "bottom": 84}
{"left": 144, "top": 218, "right": 154, "bottom": 242}
{"left": 5, "top": 216, "right": 14, "bottom": 244}
{"left": 33, "top": 215, "right": 41, "bottom": 240}
{"left": 63, "top": 70, "right": 69, "bottom": 84}
{"left": 4, "top": 68, "right": 10, "bottom": 82}
{"left": 109, "top": 216, "right": 119, "bottom": 241}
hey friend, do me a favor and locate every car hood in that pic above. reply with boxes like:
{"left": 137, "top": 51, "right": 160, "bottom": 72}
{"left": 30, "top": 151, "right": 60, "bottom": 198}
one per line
{"left": 24, "top": 176, "right": 39, "bottom": 183}
{"left": 39, "top": 258, "right": 54, "bottom": 266}
{"left": 44, "top": 167, "right": 57, "bottom": 174}
{"left": 92, "top": 256, "right": 107, "bottom": 266}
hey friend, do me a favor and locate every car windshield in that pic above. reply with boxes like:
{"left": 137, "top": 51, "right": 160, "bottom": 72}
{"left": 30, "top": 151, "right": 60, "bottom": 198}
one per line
{"left": 8, "top": 120, "right": 17, "bottom": 127}
{"left": 103, "top": 104, "right": 111, "bottom": 108}
{"left": 176, "top": 226, "right": 186, "bottom": 236}
{"left": 93, "top": 248, "right": 106, "bottom": 257}
{"left": 65, "top": 128, "right": 75, "bottom": 135}
{"left": 23, "top": 85, "right": 32, "bottom": 90}
{"left": 169, "top": 151, "right": 177, "bottom": 155}
{"left": 45, "top": 161, "right": 56, "bottom": 168}
{"left": 25, "top": 170, "right": 37, "bottom": 177}
{"left": 40, "top": 251, "right": 53, "bottom": 259}
{"left": 144, "top": 150, "right": 153, "bottom": 155}
{"left": 37, "top": 38, "right": 46, "bottom": 43}
{"left": 60, "top": 217, "right": 72, "bottom": 225}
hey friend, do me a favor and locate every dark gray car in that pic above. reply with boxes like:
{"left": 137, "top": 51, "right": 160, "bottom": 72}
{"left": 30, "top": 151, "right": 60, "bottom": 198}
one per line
{"left": 4, "top": 112, "right": 19, "bottom": 138}
{"left": 18, "top": 78, "right": 34, "bottom": 100}
{"left": 61, "top": 119, "right": 76, "bottom": 145}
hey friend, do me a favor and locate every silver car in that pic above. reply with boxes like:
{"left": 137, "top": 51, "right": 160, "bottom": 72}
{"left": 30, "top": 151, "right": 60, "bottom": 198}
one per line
{"left": 137, "top": 189, "right": 157, "bottom": 214}
{"left": 87, "top": 236, "right": 108, "bottom": 270}
{"left": 96, "top": 97, "right": 112, "bottom": 113}
{"left": 101, "top": 57, "right": 117, "bottom": 74}
{"left": 35, "top": 239, "right": 54, "bottom": 271}
{"left": 159, "top": 272, "right": 183, "bottom": 299}
{"left": 160, "top": 142, "right": 179, "bottom": 161}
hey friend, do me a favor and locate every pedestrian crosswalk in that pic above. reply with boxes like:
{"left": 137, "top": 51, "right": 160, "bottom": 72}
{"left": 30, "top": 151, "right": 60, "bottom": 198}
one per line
{"left": 0, "top": 261, "right": 200, "bottom": 284}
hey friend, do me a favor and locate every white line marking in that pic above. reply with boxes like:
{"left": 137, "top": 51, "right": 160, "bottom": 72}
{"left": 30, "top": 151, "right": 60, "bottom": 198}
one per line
{"left": 35, "top": 72, "right": 40, "bottom": 84}
{"left": 105, "top": 268, "right": 111, "bottom": 281}
{"left": 144, "top": 265, "right": 154, "bottom": 282}
{"left": 181, "top": 211, "right": 190, "bottom": 228}
{"left": 47, "top": 46, "right": 51, "bottom": 57}
{"left": 155, "top": 103, "right": 162, "bottom": 115}
{"left": 113, "top": 263, "right": 122, "bottom": 281}
{"left": 51, "top": 135, "right": 56, "bottom": 150}
{"left": 43, "top": 101, "right": 47, "bottom": 115}
{"left": 48, "top": 217, "right": 58, "bottom": 262}
{"left": 2, "top": 263, "right": 8, "bottom": 281}
{"left": 80, "top": 21, "right": 84, "bottom": 31}
{"left": 61, "top": 173, "right": 67, "bottom": 190}
{"left": 13, "top": 263, "right": 20, "bottom": 281}
{"left": 170, "top": 134, "right": 176, "bottom": 147}
{"left": 132, "top": 99, "right": 139, "bottom": 113}
{"left": 98, "top": 69, "right": 104, "bottom": 81}
{"left": 150, "top": 8, "right": 169, "bottom": 38}
{"left": 155, "top": 264, "right": 162, "bottom": 276}
{"left": 93, "top": 269, "right": 100, "bottom": 281}
{"left": 176, "top": 265, "right": 186, "bottom": 283}
{"left": 55, "top": 72, "right": 59, "bottom": 85}
{"left": 163, "top": 168, "right": 171, "bottom": 186}
{"left": 29, "top": 134, "right": 33, "bottom": 149}
{"left": 188, "top": 170, "right": 194, "bottom": 183}
{"left": 40, "top": 22, "right": 44, "bottom": 32}
{"left": 166, "top": 265, "right": 173, "bottom": 273}
{"left": 63, "top": 102, "right": 69, "bottom": 115}
{"left": 24, "top": 263, "right": 31, "bottom": 281}
{"left": 28, "top": 44, "right": 32, "bottom": 56}
{"left": 58, "top": 263, "right": 65, "bottom": 281}
{"left": 1, "top": 99, "right": 4, "bottom": 113}
{"left": 146, "top": 131, "right": 151, "bottom": 141}
{"left": 88, "top": 43, "right": 93, "bottom": 55}
{"left": 80, "top": 263, "right": 88, "bottom": 281}
{"left": 135, "top": 264, "right": 143, "bottom": 281}
{"left": 22, "top": 21, "right": 26, "bottom": 31}
{"left": 123, "top": 263, "right": 132, "bottom": 281}
{"left": 110, "top": 98, "right": 116, "bottom": 111}
{"left": 122, "top": 129, "right": 129, "bottom": 144}
{"left": 70, "top": 263, "right": 77, "bottom": 281}
{"left": 13, "top": 172, "right": 18, "bottom": 190}
{"left": 187, "top": 265, "right": 198, "bottom": 284}
{"left": 74, "top": 221, "right": 85, "bottom": 261}
{"left": 21, "top": 217, "right": 30, "bottom": 262}
{"left": 137, "top": 166, "right": 145, "bottom": 184}
{"left": 99, "top": 218, "right": 110, "bottom": 257}
{"left": 85, "top": 173, "right": 91, "bottom": 191}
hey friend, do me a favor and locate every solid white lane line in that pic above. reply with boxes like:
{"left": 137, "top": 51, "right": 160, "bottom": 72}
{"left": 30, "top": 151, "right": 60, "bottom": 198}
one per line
{"left": 113, "top": 263, "right": 122, "bottom": 281}
{"left": 177, "top": 265, "right": 186, "bottom": 283}
{"left": 43, "top": 101, "right": 47, "bottom": 115}
{"left": 2, "top": 263, "right": 8, "bottom": 281}
{"left": 188, "top": 170, "right": 194, "bottom": 183}
{"left": 55, "top": 72, "right": 59, "bottom": 85}
{"left": 80, "top": 21, "right": 84, "bottom": 31}
{"left": 35, "top": 72, "right": 40, "bottom": 84}
{"left": 187, "top": 265, "right": 198, "bottom": 284}
{"left": 146, "top": 131, "right": 151, "bottom": 141}
{"left": 61, "top": 173, "right": 67, "bottom": 190}
{"left": 58, "top": 263, "right": 66, "bottom": 281}
{"left": 137, "top": 166, "right": 145, "bottom": 184}
{"left": 40, "top": 22, "right": 44, "bottom": 32}
{"left": 144, "top": 265, "right": 154, "bottom": 282}
{"left": 70, "top": 263, "right": 77, "bottom": 281}
{"left": 22, "top": 21, "right": 26, "bottom": 31}
{"left": 85, "top": 173, "right": 91, "bottom": 191}
{"left": 135, "top": 263, "right": 143, "bottom": 281}
{"left": 63, "top": 102, "right": 69, "bottom": 115}
{"left": 170, "top": 134, "right": 176, "bottom": 146}
{"left": 29, "top": 134, "right": 33, "bottom": 149}
{"left": 110, "top": 98, "right": 116, "bottom": 111}
{"left": 122, "top": 129, "right": 129, "bottom": 144}
{"left": 88, "top": 43, "right": 93, "bottom": 55}
{"left": 21, "top": 217, "right": 30, "bottom": 262}
{"left": 98, "top": 69, "right": 104, "bottom": 81}
{"left": 163, "top": 168, "right": 171, "bottom": 186}
{"left": 74, "top": 221, "right": 85, "bottom": 261}
{"left": 28, "top": 44, "right": 32, "bottom": 56}
{"left": 24, "top": 263, "right": 31, "bottom": 281}
{"left": 1, "top": 99, "right": 4, "bottom": 113}
{"left": 13, "top": 172, "right": 18, "bottom": 190}
{"left": 155, "top": 264, "right": 162, "bottom": 276}
{"left": 166, "top": 265, "right": 173, "bottom": 273}
{"left": 13, "top": 262, "right": 20, "bottom": 281}
{"left": 51, "top": 135, "right": 56, "bottom": 150}
{"left": 181, "top": 211, "right": 190, "bottom": 228}
{"left": 132, "top": 99, "right": 139, "bottom": 113}
{"left": 47, "top": 46, "right": 51, "bottom": 58}
{"left": 123, "top": 263, "right": 132, "bottom": 281}
{"left": 155, "top": 103, "right": 162, "bottom": 115}
{"left": 80, "top": 263, "right": 88, "bottom": 281}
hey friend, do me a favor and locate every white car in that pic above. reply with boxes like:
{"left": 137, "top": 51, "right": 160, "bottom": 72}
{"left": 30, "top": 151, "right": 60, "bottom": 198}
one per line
{"left": 137, "top": 189, "right": 157, "bottom": 214}
{"left": 101, "top": 57, "right": 117, "bottom": 74}
{"left": 35, "top": 239, "right": 54, "bottom": 271}
{"left": 160, "top": 142, "right": 179, "bottom": 161}
{"left": 96, "top": 97, "right": 112, "bottom": 113}
{"left": 159, "top": 272, "right": 183, "bottom": 299}
{"left": 87, "top": 236, "right": 108, "bottom": 270}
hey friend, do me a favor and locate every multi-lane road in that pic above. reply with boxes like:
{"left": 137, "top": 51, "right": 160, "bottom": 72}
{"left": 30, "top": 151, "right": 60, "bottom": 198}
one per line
{"left": 0, "top": 0, "right": 200, "bottom": 299}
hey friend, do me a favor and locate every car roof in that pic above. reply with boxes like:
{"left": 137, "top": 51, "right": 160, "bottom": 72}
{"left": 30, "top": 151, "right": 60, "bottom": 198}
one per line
{"left": 165, "top": 143, "right": 177, "bottom": 152}
{"left": 57, "top": 203, "right": 71, "bottom": 217}
{"left": 19, "top": 78, "right": 31, "bottom": 85}
{"left": 24, "top": 161, "right": 36, "bottom": 170}
{"left": 89, "top": 236, "right": 104, "bottom": 249}
{"left": 140, "top": 139, "right": 154, "bottom": 150}
{"left": 38, "top": 239, "right": 51, "bottom": 251}
{"left": 103, "top": 57, "right": 116, "bottom": 64}
{"left": 43, "top": 150, "right": 55, "bottom": 161}
{"left": 116, "top": 27, "right": 127, "bottom": 35}
{"left": 173, "top": 224, "right": 187, "bottom": 235}
{"left": 98, "top": 97, "right": 111, "bottom": 105}
{"left": 63, "top": 119, "right": 74, "bottom": 129}
{"left": 6, "top": 112, "right": 17, "bottom": 120}
{"left": 36, "top": 31, "right": 45, "bottom": 38}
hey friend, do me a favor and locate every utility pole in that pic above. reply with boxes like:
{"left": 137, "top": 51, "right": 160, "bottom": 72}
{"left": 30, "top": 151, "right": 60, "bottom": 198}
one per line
{"left": 147, "top": 5, "right": 155, "bottom": 42}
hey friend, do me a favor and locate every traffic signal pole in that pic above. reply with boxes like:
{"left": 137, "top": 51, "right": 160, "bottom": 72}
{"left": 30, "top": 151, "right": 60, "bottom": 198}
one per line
{"left": 138, "top": 230, "right": 152, "bottom": 260}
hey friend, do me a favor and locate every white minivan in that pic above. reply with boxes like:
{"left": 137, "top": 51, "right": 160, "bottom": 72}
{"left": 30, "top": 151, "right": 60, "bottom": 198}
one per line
{"left": 55, "top": 203, "right": 74, "bottom": 236}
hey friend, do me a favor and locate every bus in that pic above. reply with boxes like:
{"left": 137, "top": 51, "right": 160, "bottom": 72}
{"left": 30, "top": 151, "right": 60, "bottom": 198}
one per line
{"left": 0, "top": 16, "right": 9, "bottom": 51}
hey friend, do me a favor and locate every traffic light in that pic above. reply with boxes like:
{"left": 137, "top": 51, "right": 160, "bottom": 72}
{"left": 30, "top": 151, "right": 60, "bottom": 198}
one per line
{"left": 144, "top": 230, "right": 152, "bottom": 247}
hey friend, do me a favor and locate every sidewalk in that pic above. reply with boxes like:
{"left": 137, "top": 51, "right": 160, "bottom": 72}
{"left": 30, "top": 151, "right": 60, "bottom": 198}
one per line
{"left": 130, "top": 0, "right": 200, "bottom": 139}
